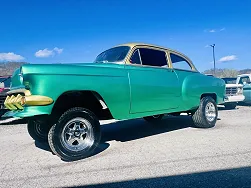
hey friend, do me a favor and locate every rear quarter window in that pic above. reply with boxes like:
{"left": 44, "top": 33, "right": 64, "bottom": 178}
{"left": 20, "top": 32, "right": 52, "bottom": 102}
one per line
{"left": 170, "top": 53, "right": 192, "bottom": 71}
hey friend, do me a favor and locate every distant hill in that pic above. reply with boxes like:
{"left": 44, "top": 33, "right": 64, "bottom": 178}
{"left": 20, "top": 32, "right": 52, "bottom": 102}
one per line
{"left": 239, "top": 69, "right": 251, "bottom": 74}
{"left": 0, "top": 62, "right": 28, "bottom": 76}
{"left": 203, "top": 68, "right": 251, "bottom": 78}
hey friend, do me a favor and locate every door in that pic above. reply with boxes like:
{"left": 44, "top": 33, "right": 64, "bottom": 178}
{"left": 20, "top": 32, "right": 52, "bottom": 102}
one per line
{"left": 238, "top": 76, "right": 251, "bottom": 102}
{"left": 126, "top": 47, "right": 180, "bottom": 114}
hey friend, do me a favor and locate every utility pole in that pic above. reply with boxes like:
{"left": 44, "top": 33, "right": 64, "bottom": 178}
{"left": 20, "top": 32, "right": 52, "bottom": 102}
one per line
{"left": 210, "top": 44, "right": 216, "bottom": 76}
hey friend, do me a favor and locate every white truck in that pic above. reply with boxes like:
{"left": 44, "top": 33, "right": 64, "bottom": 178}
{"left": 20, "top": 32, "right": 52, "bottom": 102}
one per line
{"left": 221, "top": 77, "right": 245, "bottom": 109}
{"left": 236, "top": 74, "right": 251, "bottom": 104}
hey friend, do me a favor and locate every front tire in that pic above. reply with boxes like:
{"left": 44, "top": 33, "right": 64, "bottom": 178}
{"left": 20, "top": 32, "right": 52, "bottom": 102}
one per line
{"left": 27, "top": 119, "right": 50, "bottom": 142}
{"left": 224, "top": 103, "right": 237, "bottom": 110}
{"left": 192, "top": 96, "right": 218, "bottom": 128}
{"left": 48, "top": 107, "right": 101, "bottom": 161}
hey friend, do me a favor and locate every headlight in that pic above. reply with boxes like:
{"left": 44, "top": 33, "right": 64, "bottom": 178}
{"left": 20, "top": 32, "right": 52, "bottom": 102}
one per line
{"left": 237, "top": 87, "right": 243, "bottom": 94}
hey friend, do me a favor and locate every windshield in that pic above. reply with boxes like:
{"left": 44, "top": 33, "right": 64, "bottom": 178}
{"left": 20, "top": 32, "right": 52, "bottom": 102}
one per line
{"left": 222, "top": 78, "right": 237, "bottom": 84}
{"left": 94, "top": 46, "right": 130, "bottom": 63}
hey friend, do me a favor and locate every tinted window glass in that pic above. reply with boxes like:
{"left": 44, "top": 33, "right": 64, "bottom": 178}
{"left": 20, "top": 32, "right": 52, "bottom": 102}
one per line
{"left": 139, "top": 48, "right": 168, "bottom": 67}
{"left": 0, "top": 77, "right": 11, "bottom": 87}
{"left": 170, "top": 53, "right": 192, "bottom": 70}
{"left": 94, "top": 46, "right": 130, "bottom": 63}
{"left": 130, "top": 50, "right": 141, "bottom": 64}
{"left": 239, "top": 76, "right": 251, "bottom": 84}
{"left": 222, "top": 78, "right": 237, "bottom": 84}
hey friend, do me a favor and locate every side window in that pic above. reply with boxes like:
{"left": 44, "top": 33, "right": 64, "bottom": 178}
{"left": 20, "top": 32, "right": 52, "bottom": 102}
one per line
{"left": 239, "top": 76, "right": 251, "bottom": 84}
{"left": 130, "top": 49, "right": 141, "bottom": 65}
{"left": 170, "top": 53, "right": 192, "bottom": 71}
{"left": 139, "top": 48, "right": 168, "bottom": 67}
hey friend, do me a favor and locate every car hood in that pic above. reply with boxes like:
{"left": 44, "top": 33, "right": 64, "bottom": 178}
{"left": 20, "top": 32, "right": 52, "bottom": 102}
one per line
{"left": 20, "top": 62, "right": 125, "bottom": 75}
{"left": 9, "top": 62, "right": 127, "bottom": 89}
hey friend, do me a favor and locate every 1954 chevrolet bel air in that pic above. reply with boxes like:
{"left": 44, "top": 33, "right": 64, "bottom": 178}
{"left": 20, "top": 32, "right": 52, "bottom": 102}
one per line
{"left": 3, "top": 43, "right": 225, "bottom": 161}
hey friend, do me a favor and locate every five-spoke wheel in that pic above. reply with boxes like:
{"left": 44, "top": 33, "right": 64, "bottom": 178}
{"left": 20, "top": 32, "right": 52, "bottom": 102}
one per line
{"left": 48, "top": 107, "right": 101, "bottom": 161}
{"left": 192, "top": 96, "right": 218, "bottom": 128}
{"left": 61, "top": 118, "right": 94, "bottom": 152}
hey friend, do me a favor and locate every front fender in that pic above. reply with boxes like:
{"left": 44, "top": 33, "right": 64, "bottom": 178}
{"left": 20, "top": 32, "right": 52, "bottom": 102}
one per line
{"left": 4, "top": 73, "right": 130, "bottom": 119}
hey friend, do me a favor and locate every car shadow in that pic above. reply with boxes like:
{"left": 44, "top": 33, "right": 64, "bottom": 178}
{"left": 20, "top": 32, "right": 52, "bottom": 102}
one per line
{"left": 238, "top": 102, "right": 251, "bottom": 106}
{"left": 217, "top": 106, "right": 232, "bottom": 111}
{"left": 101, "top": 115, "right": 192, "bottom": 143}
{"left": 35, "top": 140, "right": 52, "bottom": 153}
{"left": 35, "top": 140, "right": 110, "bottom": 160}
{"left": 35, "top": 115, "right": 194, "bottom": 161}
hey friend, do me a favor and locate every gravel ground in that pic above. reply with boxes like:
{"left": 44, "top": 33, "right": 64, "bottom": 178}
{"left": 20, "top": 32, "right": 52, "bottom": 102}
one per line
{"left": 0, "top": 105, "right": 250, "bottom": 188}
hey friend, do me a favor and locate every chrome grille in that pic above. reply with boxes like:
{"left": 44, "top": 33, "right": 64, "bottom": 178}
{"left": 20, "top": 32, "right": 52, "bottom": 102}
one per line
{"left": 226, "top": 87, "right": 237, "bottom": 95}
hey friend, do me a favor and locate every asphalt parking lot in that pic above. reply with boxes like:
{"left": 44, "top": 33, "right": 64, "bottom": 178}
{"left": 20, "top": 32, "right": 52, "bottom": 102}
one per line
{"left": 0, "top": 105, "right": 250, "bottom": 188}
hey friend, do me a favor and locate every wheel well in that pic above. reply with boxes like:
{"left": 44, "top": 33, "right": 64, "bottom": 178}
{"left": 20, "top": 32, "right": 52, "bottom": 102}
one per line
{"left": 201, "top": 93, "right": 217, "bottom": 103}
{"left": 51, "top": 91, "right": 113, "bottom": 120}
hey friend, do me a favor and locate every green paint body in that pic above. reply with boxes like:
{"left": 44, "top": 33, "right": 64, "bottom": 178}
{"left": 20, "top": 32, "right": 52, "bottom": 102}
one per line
{"left": 243, "top": 85, "right": 251, "bottom": 102}
{"left": 4, "top": 62, "right": 225, "bottom": 120}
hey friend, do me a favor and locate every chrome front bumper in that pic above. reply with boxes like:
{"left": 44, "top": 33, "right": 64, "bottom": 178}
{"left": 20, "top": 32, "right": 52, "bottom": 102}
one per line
{"left": 4, "top": 89, "right": 53, "bottom": 111}
{"left": 224, "top": 95, "right": 245, "bottom": 103}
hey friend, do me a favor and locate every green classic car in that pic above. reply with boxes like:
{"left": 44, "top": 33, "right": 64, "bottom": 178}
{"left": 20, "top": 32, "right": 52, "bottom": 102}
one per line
{"left": 3, "top": 43, "right": 225, "bottom": 161}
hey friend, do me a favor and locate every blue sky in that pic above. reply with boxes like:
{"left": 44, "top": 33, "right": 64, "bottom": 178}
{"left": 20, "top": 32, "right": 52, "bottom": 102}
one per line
{"left": 0, "top": 0, "right": 250, "bottom": 72}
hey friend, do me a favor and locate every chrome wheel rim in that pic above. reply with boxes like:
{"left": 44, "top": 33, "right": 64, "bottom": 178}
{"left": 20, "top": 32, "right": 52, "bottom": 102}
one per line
{"left": 205, "top": 102, "right": 216, "bottom": 122}
{"left": 61, "top": 118, "right": 94, "bottom": 152}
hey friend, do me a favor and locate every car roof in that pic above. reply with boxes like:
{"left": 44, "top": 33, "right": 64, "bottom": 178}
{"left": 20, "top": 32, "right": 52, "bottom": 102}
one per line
{"left": 116, "top": 42, "right": 181, "bottom": 53}
{"left": 115, "top": 42, "right": 193, "bottom": 63}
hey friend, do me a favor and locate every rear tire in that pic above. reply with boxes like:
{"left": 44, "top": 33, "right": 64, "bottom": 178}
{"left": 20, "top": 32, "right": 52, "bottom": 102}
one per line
{"left": 27, "top": 119, "right": 50, "bottom": 142}
{"left": 48, "top": 107, "right": 101, "bottom": 161}
{"left": 224, "top": 103, "right": 237, "bottom": 110}
{"left": 192, "top": 96, "right": 218, "bottom": 128}
{"left": 143, "top": 114, "right": 164, "bottom": 123}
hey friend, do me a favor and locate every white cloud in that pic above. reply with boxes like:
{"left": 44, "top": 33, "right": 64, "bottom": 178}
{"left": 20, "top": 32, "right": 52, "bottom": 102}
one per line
{"left": 35, "top": 47, "right": 63, "bottom": 58}
{"left": 0, "top": 52, "right": 25, "bottom": 61}
{"left": 204, "top": 28, "right": 226, "bottom": 33}
{"left": 209, "top": 29, "right": 216, "bottom": 33}
{"left": 53, "top": 47, "right": 63, "bottom": 54}
{"left": 35, "top": 48, "right": 54, "bottom": 58}
{"left": 218, "top": 55, "right": 237, "bottom": 62}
